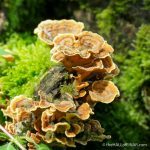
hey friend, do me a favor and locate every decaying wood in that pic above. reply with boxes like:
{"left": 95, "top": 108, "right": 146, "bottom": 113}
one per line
{"left": 34, "top": 66, "right": 69, "bottom": 101}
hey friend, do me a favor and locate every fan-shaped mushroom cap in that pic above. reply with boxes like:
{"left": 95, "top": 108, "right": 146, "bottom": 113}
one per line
{"left": 51, "top": 52, "right": 94, "bottom": 70}
{"left": 41, "top": 131, "right": 76, "bottom": 147}
{"left": 9, "top": 95, "right": 37, "bottom": 113}
{"left": 52, "top": 31, "right": 105, "bottom": 57}
{"left": 93, "top": 42, "right": 114, "bottom": 58}
{"left": 53, "top": 100, "right": 76, "bottom": 112}
{"left": 72, "top": 55, "right": 116, "bottom": 81}
{"left": 16, "top": 111, "right": 31, "bottom": 122}
{"left": 74, "top": 90, "right": 87, "bottom": 99}
{"left": 41, "top": 109, "right": 55, "bottom": 132}
{"left": 52, "top": 34, "right": 75, "bottom": 52}
{"left": 101, "top": 55, "right": 116, "bottom": 73}
{"left": 40, "top": 131, "right": 54, "bottom": 143}
{"left": 2, "top": 96, "right": 38, "bottom": 120}
{"left": 65, "top": 123, "right": 81, "bottom": 137}
{"left": 55, "top": 122, "right": 70, "bottom": 134}
{"left": 41, "top": 109, "right": 66, "bottom": 132}
{"left": 77, "top": 31, "right": 105, "bottom": 54}
{"left": 104, "top": 65, "right": 120, "bottom": 80}
{"left": 65, "top": 113, "right": 80, "bottom": 123}
{"left": 89, "top": 80, "right": 120, "bottom": 103}
{"left": 34, "top": 19, "right": 84, "bottom": 45}
{"left": 38, "top": 98, "right": 51, "bottom": 109}
{"left": 51, "top": 32, "right": 104, "bottom": 67}
{"left": 51, "top": 31, "right": 114, "bottom": 67}
{"left": 72, "top": 60, "right": 104, "bottom": 80}
{"left": 73, "top": 74, "right": 89, "bottom": 98}
{"left": 38, "top": 91, "right": 76, "bottom": 111}
{"left": 10, "top": 95, "right": 31, "bottom": 112}
{"left": 26, "top": 131, "right": 42, "bottom": 144}
{"left": 77, "top": 103, "right": 93, "bottom": 120}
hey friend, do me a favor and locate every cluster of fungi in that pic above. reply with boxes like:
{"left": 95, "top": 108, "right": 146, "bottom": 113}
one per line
{"left": 2, "top": 20, "right": 120, "bottom": 148}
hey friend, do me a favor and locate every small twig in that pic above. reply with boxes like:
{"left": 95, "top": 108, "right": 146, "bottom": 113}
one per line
{"left": 0, "top": 124, "right": 27, "bottom": 150}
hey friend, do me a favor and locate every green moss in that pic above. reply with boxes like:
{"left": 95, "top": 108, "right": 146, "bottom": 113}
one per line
{"left": 60, "top": 83, "right": 77, "bottom": 96}
{"left": 117, "top": 25, "right": 150, "bottom": 100}
{"left": 96, "top": 7, "right": 115, "bottom": 36}
{"left": 0, "top": 33, "right": 56, "bottom": 98}
{"left": 60, "top": 73, "right": 77, "bottom": 96}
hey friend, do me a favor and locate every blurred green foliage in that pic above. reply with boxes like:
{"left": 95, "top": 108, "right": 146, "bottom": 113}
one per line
{"left": 0, "top": 142, "right": 16, "bottom": 150}
{"left": 0, "top": 33, "right": 56, "bottom": 98}
{"left": 0, "top": 0, "right": 79, "bottom": 32}
{"left": 98, "top": 0, "right": 150, "bottom": 55}
{"left": 2, "top": 0, "right": 45, "bottom": 31}
{"left": 36, "top": 143, "right": 53, "bottom": 150}
{"left": 118, "top": 25, "right": 150, "bottom": 100}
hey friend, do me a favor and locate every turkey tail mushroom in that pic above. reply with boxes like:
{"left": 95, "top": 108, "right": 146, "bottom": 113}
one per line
{"left": 34, "top": 20, "right": 84, "bottom": 45}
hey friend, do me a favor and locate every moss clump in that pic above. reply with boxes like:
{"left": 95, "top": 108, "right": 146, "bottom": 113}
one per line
{"left": 0, "top": 33, "right": 56, "bottom": 98}
{"left": 60, "top": 83, "right": 77, "bottom": 96}
{"left": 118, "top": 25, "right": 150, "bottom": 101}
{"left": 96, "top": 7, "right": 115, "bottom": 36}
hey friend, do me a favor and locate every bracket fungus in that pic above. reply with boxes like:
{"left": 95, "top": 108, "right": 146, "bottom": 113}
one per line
{"left": 2, "top": 19, "right": 119, "bottom": 148}
{"left": 89, "top": 80, "right": 120, "bottom": 104}
{"left": 34, "top": 19, "right": 84, "bottom": 45}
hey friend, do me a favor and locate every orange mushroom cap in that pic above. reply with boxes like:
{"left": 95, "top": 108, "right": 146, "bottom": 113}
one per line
{"left": 65, "top": 123, "right": 81, "bottom": 138}
{"left": 34, "top": 19, "right": 84, "bottom": 45}
{"left": 89, "top": 80, "right": 120, "bottom": 103}
{"left": 77, "top": 103, "right": 93, "bottom": 120}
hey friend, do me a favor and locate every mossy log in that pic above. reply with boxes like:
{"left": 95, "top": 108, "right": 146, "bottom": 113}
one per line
{"left": 34, "top": 66, "right": 66, "bottom": 100}
{"left": 34, "top": 66, "right": 75, "bottom": 102}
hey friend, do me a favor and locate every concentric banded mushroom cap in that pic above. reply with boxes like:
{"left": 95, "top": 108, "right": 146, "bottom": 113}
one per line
{"left": 89, "top": 80, "right": 120, "bottom": 103}
{"left": 77, "top": 31, "right": 105, "bottom": 54}
{"left": 34, "top": 19, "right": 84, "bottom": 45}
{"left": 72, "top": 74, "right": 89, "bottom": 98}
{"left": 53, "top": 100, "right": 76, "bottom": 112}
{"left": 51, "top": 53, "right": 94, "bottom": 70}
{"left": 51, "top": 31, "right": 106, "bottom": 57}
{"left": 72, "top": 55, "right": 116, "bottom": 81}
{"left": 10, "top": 95, "right": 31, "bottom": 112}
{"left": 2, "top": 95, "right": 38, "bottom": 119}
{"left": 16, "top": 110, "right": 31, "bottom": 122}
